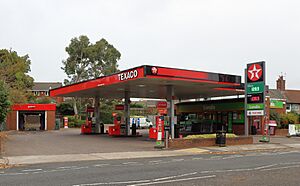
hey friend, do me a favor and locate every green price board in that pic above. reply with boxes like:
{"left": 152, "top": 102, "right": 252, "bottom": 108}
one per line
{"left": 247, "top": 82, "right": 265, "bottom": 94}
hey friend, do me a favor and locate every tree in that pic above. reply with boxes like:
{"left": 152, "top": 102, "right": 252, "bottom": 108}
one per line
{"left": 62, "top": 35, "right": 121, "bottom": 115}
{"left": 0, "top": 81, "right": 10, "bottom": 125}
{"left": 62, "top": 36, "right": 121, "bottom": 83}
{"left": 0, "top": 49, "right": 34, "bottom": 103}
{"left": 56, "top": 102, "right": 75, "bottom": 116}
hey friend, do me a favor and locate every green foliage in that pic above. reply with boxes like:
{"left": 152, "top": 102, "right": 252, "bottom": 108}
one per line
{"left": 270, "top": 110, "right": 281, "bottom": 126}
{"left": 99, "top": 99, "right": 123, "bottom": 124}
{"left": 62, "top": 35, "right": 121, "bottom": 84}
{"left": 130, "top": 103, "right": 144, "bottom": 108}
{"left": 0, "top": 49, "right": 34, "bottom": 103}
{"left": 279, "top": 112, "right": 299, "bottom": 129}
{"left": 0, "top": 81, "right": 11, "bottom": 124}
{"left": 57, "top": 102, "right": 75, "bottom": 116}
{"left": 66, "top": 115, "right": 85, "bottom": 128}
{"left": 184, "top": 133, "right": 237, "bottom": 139}
{"left": 35, "top": 96, "right": 55, "bottom": 104}
{"left": 62, "top": 36, "right": 121, "bottom": 115}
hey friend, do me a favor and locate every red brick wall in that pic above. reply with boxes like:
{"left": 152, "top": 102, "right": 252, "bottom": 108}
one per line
{"left": 6, "top": 111, "right": 17, "bottom": 130}
{"left": 47, "top": 111, "right": 56, "bottom": 130}
{"left": 232, "top": 125, "right": 245, "bottom": 135}
{"left": 275, "top": 129, "right": 288, "bottom": 136}
{"left": 169, "top": 136, "right": 253, "bottom": 149}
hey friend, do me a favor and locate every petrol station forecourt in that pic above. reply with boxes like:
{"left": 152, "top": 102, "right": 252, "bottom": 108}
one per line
{"left": 50, "top": 65, "right": 244, "bottom": 140}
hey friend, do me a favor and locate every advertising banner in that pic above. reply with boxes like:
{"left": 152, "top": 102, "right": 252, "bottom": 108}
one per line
{"left": 270, "top": 100, "right": 284, "bottom": 109}
{"left": 247, "top": 103, "right": 265, "bottom": 110}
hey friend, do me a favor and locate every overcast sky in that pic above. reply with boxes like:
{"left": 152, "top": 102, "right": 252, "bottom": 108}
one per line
{"left": 1, "top": 0, "right": 299, "bottom": 89}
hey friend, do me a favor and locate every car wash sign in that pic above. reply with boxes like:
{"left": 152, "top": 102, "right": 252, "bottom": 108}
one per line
{"left": 246, "top": 62, "right": 266, "bottom": 116}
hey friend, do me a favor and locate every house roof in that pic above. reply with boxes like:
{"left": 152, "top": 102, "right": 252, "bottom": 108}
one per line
{"left": 268, "top": 89, "right": 286, "bottom": 100}
{"left": 282, "top": 90, "right": 300, "bottom": 104}
{"left": 32, "top": 82, "right": 62, "bottom": 91}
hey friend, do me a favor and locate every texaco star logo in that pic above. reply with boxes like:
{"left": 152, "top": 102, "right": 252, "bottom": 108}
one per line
{"left": 247, "top": 64, "right": 262, "bottom": 81}
{"left": 151, "top": 67, "right": 158, "bottom": 75}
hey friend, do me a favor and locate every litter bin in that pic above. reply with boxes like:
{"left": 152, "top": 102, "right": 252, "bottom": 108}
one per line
{"left": 55, "top": 119, "right": 60, "bottom": 130}
{"left": 100, "top": 123, "right": 104, "bottom": 134}
{"left": 132, "top": 123, "right": 136, "bottom": 136}
{"left": 251, "top": 126, "right": 257, "bottom": 135}
{"left": 174, "top": 124, "right": 180, "bottom": 138}
{"left": 216, "top": 130, "right": 226, "bottom": 147}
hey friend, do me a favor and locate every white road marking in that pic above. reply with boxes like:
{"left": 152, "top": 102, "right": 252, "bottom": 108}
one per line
{"left": 122, "top": 162, "right": 138, "bottom": 165}
{"left": 260, "top": 165, "right": 300, "bottom": 171}
{"left": 192, "top": 157, "right": 203, "bottom": 160}
{"left": 171, "top": 159, "right": 184, "bottom": 162}
{"left": 253, "top": 164, "right": 278, "bottom": 170}
{"left": 279, "top": 161, "right": 300, "bottom": 165}
{"left": 57, "top": 166, "right": 78, "bottom": 169}
{"left": 148, "top": 160, "right": 162, "bottom": 163}
{"left": 153, "top": 172, "right": 197, "bottom": 181}
{"left": 93, "top": 164, "right": 110, "bottom": 167}
{"left": 0, "top": 172, "right": 29, "bottom": 176}
{"left": 127, "top": 175, "right": 217, "bottom": 186}
{"left": 71, "top": 166, "right": 89, "bottom": 170}
{"left": 22, "top": 169, "right": 42, "bottom": 172}
{"left": 222, "top": 155, "right": 243, "bottom": 160}
{"left": 73, "top": 179, "right": 151, "bottom": 186}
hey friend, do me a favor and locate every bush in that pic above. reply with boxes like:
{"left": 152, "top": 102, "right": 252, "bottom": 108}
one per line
{"left": 184, "top": 133, "right": 237, "bottom": 139}
{"left": 270, "top": 110, "right": 281, "bottom": 125}
{"left": 66, "top": 115, "right": 85, "bottom": 128}
{"left": 280, "top": 112, "right": 299, "bottom": 124}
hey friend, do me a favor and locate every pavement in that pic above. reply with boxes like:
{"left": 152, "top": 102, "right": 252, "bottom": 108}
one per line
{"left": 1, "top": 129, "right": 300, "bottom": 166}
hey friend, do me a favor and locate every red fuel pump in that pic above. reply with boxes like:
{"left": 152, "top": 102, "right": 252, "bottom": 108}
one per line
{"left": 108, "top": 114, "right": 126, "bottom": 136}
{"left": 81, "top": 107, "right": 95, "bottom": 134}
{"left": 149, "top": 116, "right": 165, "bottom": 139}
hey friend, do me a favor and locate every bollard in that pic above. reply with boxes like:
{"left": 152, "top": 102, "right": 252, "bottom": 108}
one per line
{"left": 63, "top": 117, "right": 68, "bottom": 129}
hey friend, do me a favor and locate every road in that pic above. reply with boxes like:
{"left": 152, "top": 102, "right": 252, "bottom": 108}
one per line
{"left": 1, "top": 150, "right": 300, "bottom": 186}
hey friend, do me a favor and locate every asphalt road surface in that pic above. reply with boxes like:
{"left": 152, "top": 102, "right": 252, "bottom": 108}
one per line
{"left": 1, "top": 150, "right": 300, "bottom": 186}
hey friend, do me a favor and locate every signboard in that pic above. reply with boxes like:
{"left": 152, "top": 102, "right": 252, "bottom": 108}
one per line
{"left": 268, "top": 120, "right": 277, "bottom": 127}
{"left": 247, "top": 82, "right": 264, "bottom": 94}
{"left": 247, "top": 93, "right": 264, "bottom": 103}
{"left": 247, "top": 62, "right": 265, "bottom": 83}
{"left": 115, "top": 105, "right": 125, "bottom": 110}
{"left": 288, "top": 124, "right": 300, "bottom": 136}
{"left": 117, "top": 69, "right": 138, "bottom": 81}
{"left": 247, "top": 103, "right": 265, "bottom": 110}
{"left": 247, "top": 110, "right": 264, "bottom": 116}
{"left": 245, "top": 61, "right": 266, "bottom": 126}
{"left": 270, "top": 100, "right": 284, "bottom": 109}
{"left": 156, "top": 101, "right": 167, "bottom": 108}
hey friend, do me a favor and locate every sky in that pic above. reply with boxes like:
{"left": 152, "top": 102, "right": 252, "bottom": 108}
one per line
{"left": 0, "top": 0, "right": 299, "bottom": 89}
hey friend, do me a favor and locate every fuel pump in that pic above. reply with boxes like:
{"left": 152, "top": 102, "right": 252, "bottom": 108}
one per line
{"left": 81, "top": 107, "right": 95, "bottom": 134}
{"left": 108, "top": 113, "right": 126, "bottom": 136}
{"left": 149, "top": 116, "right": 165, "bottom": 140}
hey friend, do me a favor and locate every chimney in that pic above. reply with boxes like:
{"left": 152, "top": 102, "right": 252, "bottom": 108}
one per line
{"left": 276, "top": 75, "right": 285, "bottom": 91}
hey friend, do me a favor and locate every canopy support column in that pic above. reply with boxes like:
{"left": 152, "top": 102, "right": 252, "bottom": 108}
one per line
{"left": 94, "top": 96, "right": 100, "bottom": 133}
{"left": 125, "top": 91, "right": 130, "bottom": 136}
{"left": 167, "top": 85, "right": 175, "bottom": 139}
